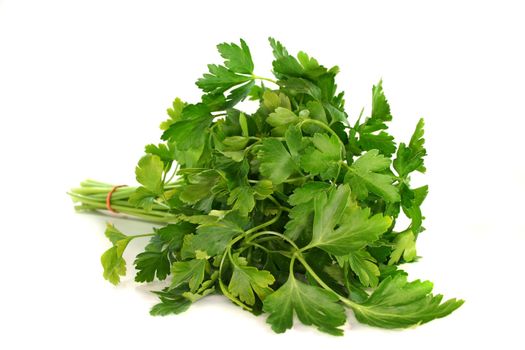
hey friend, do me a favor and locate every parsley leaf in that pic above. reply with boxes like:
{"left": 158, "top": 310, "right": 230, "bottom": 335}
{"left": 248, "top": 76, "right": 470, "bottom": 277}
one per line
{"left": 300, "top": 133, "right": 341, "bottom": 180}
{"left": 134, "top": 222, "right": 195, "bottom": 282}
{"left": 217, "top": 39, "right": 254, "bottom": 74}
{"left": 258, "top": 138, "right": 298, "bottom": 184}
{"left": 308, "top": 185, "right": 392, "bottom": 255}
{"left": 196, "top": 39, "right": 255, "bottom": 106}
{"left": 394, "top": 118, "right": 427, "bottom": 178}
{"left": 150, "top": 287, "right": 192, "bottom": 316}
{"left": 192, "top": 214, "right": 245, "bottom": 257}
{"left": 170, "top": 258, "right": 207, "bottom": 292}
{"left": 350, "top": 273, "right": 464, "bottom": 328}
{"left": 228, "top": 253, "right": 275, "bottom": 305}
{"left": 100, "top": 224, "right": 131, "bottom": 285}
{"left": 263, "top": 274, "right": 347, "bottom": 335}
{"left": 345, "top": 149, "right": 400, "bottom": 202}
{"left": 227, "top": 186, "right": 256, "bottom": 217}
{"left": 337, "top": 250, "right": 380, "bottom": 288}
{"left": 348, "top": 80, "right": 396, "bottom": 156}
{"left": 284, "top": 182, "right": 331, "bottom": 243}
{"left": 135, "top": 154, "right": 164, "bottom": 194}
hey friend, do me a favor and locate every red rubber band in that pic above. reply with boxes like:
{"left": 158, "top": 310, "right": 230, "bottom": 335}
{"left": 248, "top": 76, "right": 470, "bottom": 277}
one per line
{"left": 106, "top": 185, "right": 126, "bottom": 213}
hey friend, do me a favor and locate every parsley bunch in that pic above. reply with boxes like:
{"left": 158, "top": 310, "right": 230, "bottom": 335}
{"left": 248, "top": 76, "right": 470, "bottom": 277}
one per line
{"left": 69, "top": 38, "right": 463, "bottom": 335}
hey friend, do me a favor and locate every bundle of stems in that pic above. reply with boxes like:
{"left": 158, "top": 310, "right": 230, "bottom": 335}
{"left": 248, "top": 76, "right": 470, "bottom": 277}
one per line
{"left": 68, "top": 179, "right": 180, "bottom": 223}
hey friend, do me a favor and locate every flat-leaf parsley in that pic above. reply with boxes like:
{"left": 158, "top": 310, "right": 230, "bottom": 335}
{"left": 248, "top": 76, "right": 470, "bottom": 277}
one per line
{"left": 69, "top": 38, "right": 463, "bottom": 335}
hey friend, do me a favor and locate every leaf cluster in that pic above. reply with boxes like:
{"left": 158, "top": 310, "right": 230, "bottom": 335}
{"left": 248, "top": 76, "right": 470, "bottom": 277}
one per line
{"left": 97, "top": 38, "right": 462, "bottom": 335}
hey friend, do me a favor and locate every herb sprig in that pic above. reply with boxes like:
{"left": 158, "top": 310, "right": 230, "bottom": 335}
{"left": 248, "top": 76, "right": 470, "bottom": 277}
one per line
{"left": 69, "top": 38, "right": 463, "bottom": 335}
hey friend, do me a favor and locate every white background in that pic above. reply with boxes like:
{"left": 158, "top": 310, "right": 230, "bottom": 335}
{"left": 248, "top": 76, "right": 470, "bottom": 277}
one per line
{"left": 1, "top": 0, "right": 524, "bottom": 349}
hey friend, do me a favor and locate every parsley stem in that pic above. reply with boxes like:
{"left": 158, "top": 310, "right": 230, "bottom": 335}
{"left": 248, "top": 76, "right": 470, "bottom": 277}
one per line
{"left": 283, "top": 175, "right": 313, "bottom": 183}
{"left": 245, "top": 231, "right": 299, "bottom": 251}
{"left": 252, "top": 75, "right": 278, "bottom": 85}
{"left": 129, "top": 233, "right": 156, "bottom": 239}
{"left": 289, "top": 254, "right": 297, "bottom": 279}
{"left": 68, "top": 192, "right": 180, "bottom": 223}
{"left": 298, "top": 119, "right": 346, "bottom": 160}
{"left": 218, "top": 233, "right": 254, "bottom": 311}
{"left": 267, "top": 195, "right": 291, "bottom": 212}
{"left": 245, "top": 210, "right": 282, "bottom": 235}
{"left": 217, "top": 209, "right": 285, "bottom": 312}
{"left": 165, "top": 163, "right": 180, "bottom": 185}
{"left": 294, "top": 253, "right": 359, "bottom": 309}
{"left": 239, "top": 242, "right": 292, "bottom": 258}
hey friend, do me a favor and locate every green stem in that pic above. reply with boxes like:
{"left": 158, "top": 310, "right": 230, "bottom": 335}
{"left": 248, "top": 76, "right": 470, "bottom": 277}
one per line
{"left": 298, "top": 119, "right": 346, "bottom": 160}
{"left": 294, "top": 253, "right": 358, "bottom": 309}
{"left": 289, "top": 254, "right": 297, "bottom": 279}
{"left": 283, "top": 175, "right": 313, "bottom": 183}
{"left": 68, "top": 192, "right": 180, "bottom": 223}
{"left": 217, "top": 211, "right": 286, "bottom": 311}
{"left": 218, "top": 233, "right": 253, "bottom": 311}
{"left": 246, "top": 230, "right": 299, "bottom": 251}
{"left": 245, "top": 210, "right": 282, "bottom": 235}
{"left": 165, "top": 163, "right": 180, "bottom": 185}
{"left": 252, "top": 75, "right": 278, "bottom": 85}
{"left": 267, "top": 195, "right": 290, "bottom": 212}
{"left": 129, "top": 233, "right": 156, "bottom": 239}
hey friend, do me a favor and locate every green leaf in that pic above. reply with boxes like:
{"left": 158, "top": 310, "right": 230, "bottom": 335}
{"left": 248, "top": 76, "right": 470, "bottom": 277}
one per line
{"left": 135, "top": 155, "right": 164, "bottom": 194}
{"left": 288, "top": 182, "right": 331, "bottom": 206}
{"left": 359, "top": 131, "right": 396, "bottom": 156}
{"left": 150, "top": 287, "right": 192, "bottom": 316}
{"left": 192, "top": 217, "right": 244, "bottom": 256}
{"left": 101, "top": 246, "right": 127, "bottom": 285}
{"left": 349, "top": 80, "right": 396, "bottom": 156}
{"left": 222, "top": 136, "right": 249, "bottom": 151}
{"left": 402, "top": 185, "right": 428, "bottom": 233}
{"left": 196, "top": 39, "right": 255, "bottom": 97}
{"left": 253, "top": 179, "right": 273, "bottom": 200}
{"left": 227, "top": 186, "right": 255, "bottom": 216}
{"left": 178, "top": 170, "right": 221, "bottom": 204}
{"left": 196, "top": 64, "right": 252, "bottom": 93}
{"left": 272, "top": 56, "right": 304, "bottom": 78}
{"left": 338, "top": 250, "right": 380, "bottom": 287}
{"left": 371, "top": 79, "right": 392, "bottom": 123}
{"left": 100, "top": 224, "right": 131, "bottom": 285}
{"left": 284, "top": 202, "right": 314, "bottom": 242}
{"left": 160, "top": 97, "right": 185, "bottom": 130}
{"left": 266, "top": 107, "right": 300, "bottom": 127}
{"left": 228, "top": 254, "right": 275, "bottom": 305}
{"left": 300, "top": 133, "right": 341, "bottom": 180}
{"left": 268, "top": 37, "right": 289, "bottom": 60}
{"left": 134, "top": 222, "right": 195, "bottom": 283}
{"left": 161, "top": 110, "right": 212, "bottom": 151}
{"left": 128, "top": 186, "right": 156, "bottom": 211}
{"left": 217, "top": 39, "right": 254, "bottom": 74}
{"left": 170, "top": 258, "right": 207, "bottom": 292}
{"left": 388, "top": 230, "right": 417, "bottom": 265}
{"left": 280, "top": 77, "right": 322, "bottom": 100}
{"left": 180, "top": 234, "right": 196, "bottom": 260}
{"left": 150, "top": 298, "right": 191, "bottom": 316}
{"left": 225, "top": 80, "right": 255, "bottom": 107}
{"left": 310, "top": 185, "right": 392, "bottom": 255}
{"left": 145, "top": 143, "right": 176, "bottom": 164}
{"left": 394, "top": 118, "right": 427, "bottom": 177}
{"left": 297, "top": 51, "right": 327, "bottom": 80}
{"left": 239, "top": 112, "right": 249, "bottom": 137}
{"left": 258, "top": 138, "right": 298, "bottom": 184}
{"left": 263, "top": 275, "right": 347, "bottom": 335}
{"left": 284, "top": 182, "right": 331, "bottom": 242}
{"left": 345, "top": 149, "right": 400, "bottom": 202}
{"left": 104, "top": 223, "right": 127, "bottom": 245}
{"left": 351, "top": 273, "right": 464, "bottom": 328}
